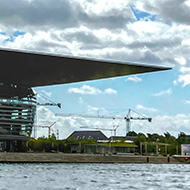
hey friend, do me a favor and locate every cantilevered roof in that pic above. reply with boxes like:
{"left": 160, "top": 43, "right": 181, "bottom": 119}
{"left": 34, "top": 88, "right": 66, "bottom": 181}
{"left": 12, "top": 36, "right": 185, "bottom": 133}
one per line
{"left": 0, "top": 48, "right": 171, "bottom": 87}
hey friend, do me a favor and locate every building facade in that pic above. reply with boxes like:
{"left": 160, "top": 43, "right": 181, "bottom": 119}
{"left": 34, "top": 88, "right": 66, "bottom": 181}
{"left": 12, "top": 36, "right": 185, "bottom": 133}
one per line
{"left": 0, "top": 83, "right": 36, "bottom": 151}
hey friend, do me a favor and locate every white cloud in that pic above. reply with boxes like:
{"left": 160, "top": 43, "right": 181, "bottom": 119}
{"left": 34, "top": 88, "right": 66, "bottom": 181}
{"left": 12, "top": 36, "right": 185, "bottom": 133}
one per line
{"left": 175, "top": 74, "right": 190, "bottom": 87}
{"left": 68, "top": 85, "right": 117, "bottom": 95}
{"left": 185, "top": 0, "right": 190, "bottom": 7}
{"left": 77, "top": 0, "right": 134, "bottom": 19}
{"left": 68, "top": 85, "right": 102, "bottom": 95}
{"left": 87, "top": 105, "right": 99, "bottom": 114}
{"left": 34, "top": 106, "right": 92, "bottom": 139}
{"left": 41, "top": 90, "right": 52, "bottom": 97}
{"left": 180, "top": 66, "right": 190, "bottom": 74}
{"left": 104, "top": 88, "right": 117, "bottom": 94}
{"left": 174, "top": 57, "right": 186, "bottom": 65}
{"left": 184, "top": 100, "right": 190, "bottom": 104}
{"left": 132, "top": 113, "right": 190, "bottom": 137}
{"left": 126, "top": 75, "right": 142, "bottom": 82}
{"left": 87, "top": 106, "right": 109, "bottom": 115}
{"left": 136, "top": 104, "right": 157, "bottom": 112}
{"left": 153, "top": 88, "right": 172, "bottom": 96}
{"left": 173, "top": 80, "right": 178, "bottom": 86}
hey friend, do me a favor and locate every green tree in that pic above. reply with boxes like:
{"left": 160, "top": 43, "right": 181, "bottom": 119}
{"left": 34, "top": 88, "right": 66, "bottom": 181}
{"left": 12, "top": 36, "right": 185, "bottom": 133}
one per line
{"left": 127, "top": 131, "right": 138, "bottom": 136}
{"left": 177, "top": 132, "right": 187, "bottom": 144}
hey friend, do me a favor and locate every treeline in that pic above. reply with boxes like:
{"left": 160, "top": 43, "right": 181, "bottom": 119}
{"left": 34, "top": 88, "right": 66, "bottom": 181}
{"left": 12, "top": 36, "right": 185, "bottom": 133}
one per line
{"left": 22, "top": 131, "right": 190, "bottom": 155}
{"left": 128, "top": 131, "right": 189, "bottom": 155}
{"left": 24, "top": 135, "right": 96, "bottom": 153}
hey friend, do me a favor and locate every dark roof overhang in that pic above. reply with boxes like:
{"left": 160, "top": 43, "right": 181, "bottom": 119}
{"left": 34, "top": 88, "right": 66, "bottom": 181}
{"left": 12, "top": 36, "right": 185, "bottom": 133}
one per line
{"left": 0, "top": 48, "right": 171, "bottom": 87}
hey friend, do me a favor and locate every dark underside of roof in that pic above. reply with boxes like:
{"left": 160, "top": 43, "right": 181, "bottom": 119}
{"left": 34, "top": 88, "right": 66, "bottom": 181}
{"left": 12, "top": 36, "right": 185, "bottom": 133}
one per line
{"left": 0, "top": 48, "right": 171, "bottom": 87}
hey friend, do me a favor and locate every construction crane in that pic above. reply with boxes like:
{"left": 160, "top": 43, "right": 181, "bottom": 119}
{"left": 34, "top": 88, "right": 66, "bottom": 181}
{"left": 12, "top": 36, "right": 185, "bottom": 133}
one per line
{"left": 37, "top": 122, "right": 56, "bottom": 138}
{"left": 80, "top": 125, "right": 119, "bottom": 136}
{"left": 36, "top": 93, "right": 61, "bottom": 108}
{"left": 56, "top": 109, "right": 152, "bottom": 136}
{"left": 33, "top": 92, "right": 61, "bottom": 138}
{"left": 125, "top": 109, "right": 152, "bottom": 135}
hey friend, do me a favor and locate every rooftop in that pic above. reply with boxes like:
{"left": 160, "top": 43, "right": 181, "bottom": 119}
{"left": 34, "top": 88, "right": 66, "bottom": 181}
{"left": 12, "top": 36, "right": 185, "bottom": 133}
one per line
{"left": 67, "top": 130, "right": 108, "bottom": 141}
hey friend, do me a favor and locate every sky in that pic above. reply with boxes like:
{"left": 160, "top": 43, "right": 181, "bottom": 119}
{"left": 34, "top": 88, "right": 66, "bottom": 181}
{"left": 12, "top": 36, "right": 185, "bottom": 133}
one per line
{"left": 1, "top": 0, "right": 190, "bottom": 139}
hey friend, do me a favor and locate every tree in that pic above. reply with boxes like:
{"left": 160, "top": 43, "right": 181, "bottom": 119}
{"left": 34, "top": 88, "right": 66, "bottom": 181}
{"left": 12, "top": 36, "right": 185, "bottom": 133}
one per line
{"left": 177, "top": 132, "right": 187, "bottom": 144}
{"left": 127, "top": 131, "right": 138, "bottom": 136}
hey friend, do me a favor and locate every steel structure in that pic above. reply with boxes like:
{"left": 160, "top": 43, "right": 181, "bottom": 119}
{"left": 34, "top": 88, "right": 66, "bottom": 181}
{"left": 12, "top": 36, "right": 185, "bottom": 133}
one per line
{"left": 36, "top": 122, "right": 56, "bottom": 138}
{"left": 56, "top": 109, "right": 152, "bottom": 136}
{"left": 0, "top": 48, "right": 170, "bottom": 152}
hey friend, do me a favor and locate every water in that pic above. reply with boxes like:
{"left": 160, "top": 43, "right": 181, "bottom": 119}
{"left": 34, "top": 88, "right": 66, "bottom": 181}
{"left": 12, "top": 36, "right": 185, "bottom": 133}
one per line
{"left": 0, "top": 163, "right": 189, "bottom": 190}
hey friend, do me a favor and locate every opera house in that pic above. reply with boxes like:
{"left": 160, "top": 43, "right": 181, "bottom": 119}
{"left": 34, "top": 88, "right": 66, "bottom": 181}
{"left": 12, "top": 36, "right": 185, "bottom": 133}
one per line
{"left": 0, "top": 48, "right": 170, "bottom": 151}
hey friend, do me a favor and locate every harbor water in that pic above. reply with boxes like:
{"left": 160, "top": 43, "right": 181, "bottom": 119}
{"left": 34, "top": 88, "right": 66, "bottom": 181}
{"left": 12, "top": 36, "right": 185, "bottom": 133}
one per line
{"left": 0, "top": 163, "right": 189, "bottom": 190}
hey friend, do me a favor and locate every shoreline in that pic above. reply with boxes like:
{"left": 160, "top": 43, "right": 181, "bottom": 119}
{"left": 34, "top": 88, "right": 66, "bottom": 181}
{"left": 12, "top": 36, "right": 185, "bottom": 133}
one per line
{"left": 0, "top": 152, "right": 186, "bottom": 164}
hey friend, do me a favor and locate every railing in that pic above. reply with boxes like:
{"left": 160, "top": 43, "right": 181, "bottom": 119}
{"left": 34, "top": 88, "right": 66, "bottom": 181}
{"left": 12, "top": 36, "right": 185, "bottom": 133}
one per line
{"left": 0, "top": 97, "right": 36, "bottom": 106}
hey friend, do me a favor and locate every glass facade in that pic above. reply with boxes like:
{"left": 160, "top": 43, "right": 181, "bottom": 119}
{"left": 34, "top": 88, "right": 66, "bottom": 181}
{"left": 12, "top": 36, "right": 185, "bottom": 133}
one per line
{"left": 0, "top": 83, "right": 36, "bottom": 152}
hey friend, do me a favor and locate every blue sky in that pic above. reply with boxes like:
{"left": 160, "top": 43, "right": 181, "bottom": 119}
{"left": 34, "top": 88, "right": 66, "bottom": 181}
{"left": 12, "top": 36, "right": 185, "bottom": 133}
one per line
{"left": 34, "top": 67, "right": 181, "bottom": 116}
{"left": 131, "top": 5, "right": 156, "bottom": 21}
{"left": 1, "top": 0, "right": 190, "bottom": 138}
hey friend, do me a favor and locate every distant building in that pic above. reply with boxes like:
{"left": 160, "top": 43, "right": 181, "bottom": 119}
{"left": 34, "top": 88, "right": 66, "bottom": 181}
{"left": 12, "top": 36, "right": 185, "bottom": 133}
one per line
{"left": 67, "top": 131, "right": 108, "bottom": 142}
{"left": 67, "top": 131, "right": 137, "bottom": 154}
{"left": 109, "top": 136, "right": 137, "bottom": 143}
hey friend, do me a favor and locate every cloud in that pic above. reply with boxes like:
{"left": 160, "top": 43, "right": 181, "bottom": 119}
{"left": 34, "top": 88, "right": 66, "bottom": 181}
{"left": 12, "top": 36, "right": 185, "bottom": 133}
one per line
{"left": 126, "top": 75, "right": 142, "bottom": 82}
{"left": 0, "top": 0, "right": 79, "bottom": 29}
{"left": 132, "top": 1, "right": 190, "bottom": 25}
{"left": 68, "top": 85, "right": 102, "bottom": 95}
{"left": 180, "top": 67, "right": 190, "bottom": 74}
{"left": 174, "top": 74, "right": 190, "bottom": 87}
{"left": 136, "top": 104, "right": 157, "bottom": 112}
{"left": 132, "top": 113, "right": 190, "bottom": 137}
{"left": 87, "top": 106, "right": 109, "bottom": 115}
{"left": 87, "top": 105, "right": 99, "bottom": 115}
{"left": 35, "top": 106, "right": 92, "bottom": 139}
{"left": 104, "top": 88, "right": 117, "bottom": 94}
{"left": 184, "top": 100, "right": 190, "bottom": 104}
{"left": 68, "top": 85, "right": 117, "bottom": 95}
{"left": 174, "top": 66, "right": 190, "bottom": 87}
{"left": 41, "top": 90, "right": 52, "bottom": 97}
{"left": 175, "top": 57, "right": 186, "bottom": 65}
{"left": 153, "top": 88, "right": 172, "bottom": 96}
